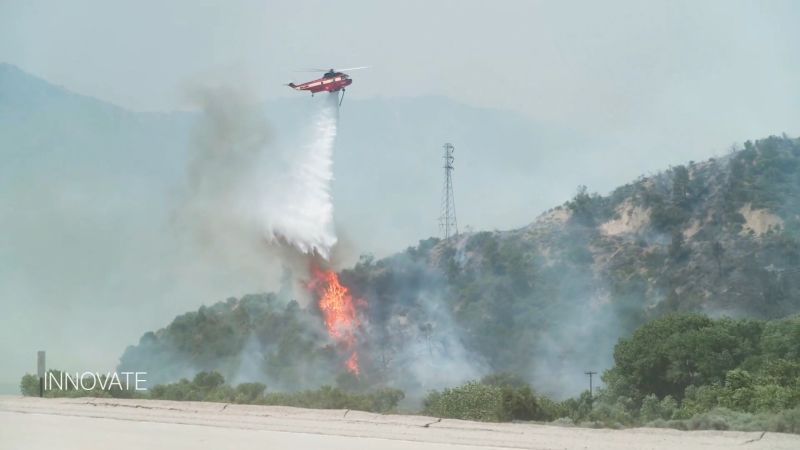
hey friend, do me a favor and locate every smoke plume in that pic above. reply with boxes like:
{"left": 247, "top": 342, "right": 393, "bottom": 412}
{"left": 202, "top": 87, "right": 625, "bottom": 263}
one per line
{"left": 176, "top": 87, "right": 341, "bottom": 282}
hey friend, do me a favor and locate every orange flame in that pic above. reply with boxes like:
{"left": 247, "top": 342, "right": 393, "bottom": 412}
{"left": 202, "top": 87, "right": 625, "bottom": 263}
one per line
{"left": 309, "top": 267, "right": 361, "bottom": 375}
{"left": 346, "top": 352, "right": 359, "bottom": 376}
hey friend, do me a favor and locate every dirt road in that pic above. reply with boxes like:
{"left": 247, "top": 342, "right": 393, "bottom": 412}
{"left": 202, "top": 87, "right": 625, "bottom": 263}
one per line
{"left": 1, "top": 396, "right": 796, "bottom": 449}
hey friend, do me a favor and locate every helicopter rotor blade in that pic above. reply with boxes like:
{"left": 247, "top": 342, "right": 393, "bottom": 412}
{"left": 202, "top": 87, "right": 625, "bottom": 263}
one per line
{"left": 338, "top": 66, "right": 369, "bottom": 72}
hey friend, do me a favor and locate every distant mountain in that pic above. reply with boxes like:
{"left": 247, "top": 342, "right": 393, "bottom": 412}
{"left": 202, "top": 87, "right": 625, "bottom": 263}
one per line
{"left": 0, "top": 64, "right": 197, "bottom": 392}
{"left": 0, "top": 62, "right": 192, "bottom": 181}
{"left": 119, "top": 135, "right": 800, "bottom": 399}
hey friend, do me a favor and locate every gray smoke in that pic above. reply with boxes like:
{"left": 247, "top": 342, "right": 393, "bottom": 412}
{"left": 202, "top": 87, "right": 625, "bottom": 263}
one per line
{"left": 174, "top": 87, "right": 343, "bottom": 294}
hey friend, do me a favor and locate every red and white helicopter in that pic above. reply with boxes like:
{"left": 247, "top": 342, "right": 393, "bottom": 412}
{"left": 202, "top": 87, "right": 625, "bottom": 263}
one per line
{"left": 287, "top": 67, "right": 367, "bottom": 105}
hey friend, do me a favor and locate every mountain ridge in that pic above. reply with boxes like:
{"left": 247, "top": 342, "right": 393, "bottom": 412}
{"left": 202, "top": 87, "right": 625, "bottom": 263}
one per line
{"left": 4, "top": 63, "right": 799, "bottom": 397}
{"left": 119, "top": 134, "right": 800, "bottom": 399}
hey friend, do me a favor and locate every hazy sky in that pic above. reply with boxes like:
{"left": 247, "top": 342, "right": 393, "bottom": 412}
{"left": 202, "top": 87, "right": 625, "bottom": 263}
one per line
{"left": 3, "top": 0, "right": 799, "bottom": 182}
{"left": 2, "top": 1, "right": 799, "bottom": 121}
{"left": 2, "top": 0, "right": 800, "bottom": 389}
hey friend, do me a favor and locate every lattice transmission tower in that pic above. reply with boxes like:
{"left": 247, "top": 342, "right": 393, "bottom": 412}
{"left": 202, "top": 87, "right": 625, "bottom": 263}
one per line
{"left": 439, "top": 143, "right": 458, "bottom": 239}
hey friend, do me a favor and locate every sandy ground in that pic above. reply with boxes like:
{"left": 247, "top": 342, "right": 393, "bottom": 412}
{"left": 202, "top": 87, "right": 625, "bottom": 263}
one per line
{"left": 1, "top": 396, "right": 798, "bottom": 450}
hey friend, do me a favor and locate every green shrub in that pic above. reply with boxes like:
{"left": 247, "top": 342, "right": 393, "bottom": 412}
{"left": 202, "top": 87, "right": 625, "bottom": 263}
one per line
{"left": 148, "top": 372, "right": 403, "bottom": 413}
{"left": 193, "top": 371, "right": 225, "bottom": 392}
{"left": 423, "top": 378, "right": 557, "bottom": 422}
{"left": 233, "top": 382, "right": 267, "bottom": 404}
{"left": 261, "top": 385, "right": 403, "bottom": 413}
{"left": 367, "top": 388, "right": 405, "bottom": 413}
{"left": 150, "top": 378, "right": 200, "bottom": 401}
{"left": 423, "top": 381, "right": 507, "bottom": 422}
{"left": 648, "top": 407, "right": 800, "bottom": 434}
{"left": 639, "top": 394, "right": 679, "bottom": 421}
{"left": 20, "top": 374, "right": 39, "bottom": 396}
{"left": 537, "top": 396, "right": 569, "bottom": 421}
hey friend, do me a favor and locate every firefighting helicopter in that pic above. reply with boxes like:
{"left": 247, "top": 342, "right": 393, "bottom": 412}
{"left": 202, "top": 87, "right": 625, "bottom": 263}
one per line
{"left": 287, "top": 66, "right": 367, "bottom": 106}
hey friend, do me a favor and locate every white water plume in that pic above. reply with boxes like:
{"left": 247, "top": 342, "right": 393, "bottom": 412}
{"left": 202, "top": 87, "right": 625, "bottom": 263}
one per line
{"left": 260, "top": 93, "right": 340, "bottom": 259}
{"left": 177, "top": 88, "right": 341, "bottom": 284}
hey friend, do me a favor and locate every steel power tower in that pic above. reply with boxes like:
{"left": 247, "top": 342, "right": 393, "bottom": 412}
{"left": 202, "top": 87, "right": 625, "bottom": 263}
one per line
{"left": 439, "top": 143, "right": 458, "bottom": 239}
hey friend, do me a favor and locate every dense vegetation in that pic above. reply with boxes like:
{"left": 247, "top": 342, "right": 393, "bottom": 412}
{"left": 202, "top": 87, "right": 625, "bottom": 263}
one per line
{"left": 117, "top": 293, "right": 341, "bottom": 388}
{"left": 597, "top": 313, "right": 800, "bottom": 425}
{"left": 422, "top": 313, "right": 800, "bottom": 433}
{"left": 23, "top": 313, "right": 800, "bottom": 432}
{"left": 102, "top": 135, "right": 800, "bottom": 432}
{"left": 336, "top": 136, "right": 800, "bottom": 397}
{"left": 148, "top": 371, "right": 404, "bottom": 413}
{"left": 21, "top": 370, "right": 404, "bottom": 414}
{"left": 423, "top": 373, "right": 562, "bottom": 422}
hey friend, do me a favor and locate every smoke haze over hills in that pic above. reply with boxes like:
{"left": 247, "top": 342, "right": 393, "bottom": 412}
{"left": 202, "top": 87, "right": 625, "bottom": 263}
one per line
{"left": 0, "top": 64, "right": 592, "bottom": 390}
{"left": 1, "top": 0, "right": 800, "bottom": 392}
{"left": 119, "top": 135, "right": 800, "bottom": 402}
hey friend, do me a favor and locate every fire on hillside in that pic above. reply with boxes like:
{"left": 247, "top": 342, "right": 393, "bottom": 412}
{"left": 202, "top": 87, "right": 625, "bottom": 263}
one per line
{"left": 307, "top": 265, "right": 364, "bottom": 375}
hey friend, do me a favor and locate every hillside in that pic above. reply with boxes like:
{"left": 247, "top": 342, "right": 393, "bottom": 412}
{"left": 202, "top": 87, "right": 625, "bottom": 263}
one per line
{"left": 119, "top": 135, "right": 800, "bottom": 398}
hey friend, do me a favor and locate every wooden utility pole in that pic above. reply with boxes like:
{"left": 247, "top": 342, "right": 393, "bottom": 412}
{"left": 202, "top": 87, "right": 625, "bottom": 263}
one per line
{"left": 584, "top": 371, "right": 597, "bottom": 398}
{"left": 37, "top": 351, "right": 46, "bottom": 397}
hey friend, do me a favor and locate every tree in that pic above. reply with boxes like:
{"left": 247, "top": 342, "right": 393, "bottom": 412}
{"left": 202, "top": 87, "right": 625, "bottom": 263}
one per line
{"left": 567, "top": 185, "right": 596, "bottom": 225}
{"left": 761, "top": 315, "right": 800, "bottom": 360}
{"left": 193, "top": 371, "right": 225, "bottom": 392}
{"left": 672, "top": 165, "right": 691, "bottom": 206}
{"left": 711, "top": 241, "right": 724, "bottom": 277}
{"left": 20, "top": 374, "right": 39, "bottom": 396}
{"left": 669, "top": 230, "right": 689, "bottom": 262}
{"left": 607, "top": 314, "right": 760, "bottom": 402}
